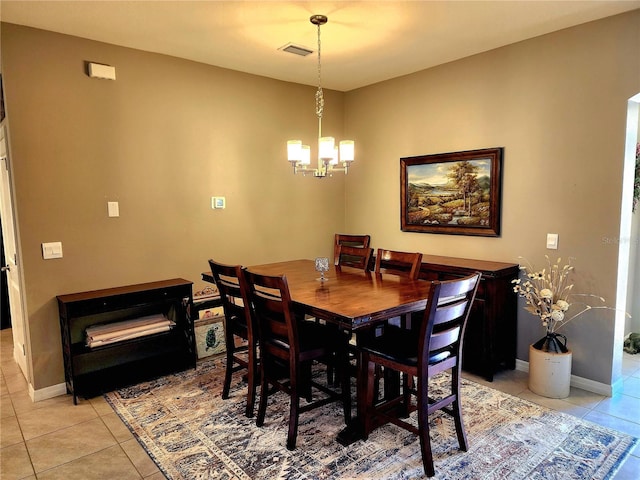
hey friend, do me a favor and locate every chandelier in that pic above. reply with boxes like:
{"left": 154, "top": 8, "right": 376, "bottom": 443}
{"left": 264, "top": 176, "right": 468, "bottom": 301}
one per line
{"left": 287, "top": 15, "right": 355, "bottom": 178}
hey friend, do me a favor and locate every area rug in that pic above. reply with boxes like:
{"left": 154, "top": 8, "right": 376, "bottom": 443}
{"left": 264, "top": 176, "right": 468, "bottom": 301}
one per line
{"left": 105, "top": 357, "right": 637, "bottom": 479}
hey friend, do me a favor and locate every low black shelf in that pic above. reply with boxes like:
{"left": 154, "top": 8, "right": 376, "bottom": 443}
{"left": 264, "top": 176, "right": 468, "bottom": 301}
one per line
{"left": 57, "top": 278, "right": 195, "bottom": 404}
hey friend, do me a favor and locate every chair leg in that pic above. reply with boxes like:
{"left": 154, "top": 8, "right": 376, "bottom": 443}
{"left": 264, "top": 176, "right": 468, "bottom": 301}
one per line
{"left": 222, "top": 331, "right": 236, "bottom": 400}
{"left": 339, "top": 339, "right": 351, "bottom": 423}
{"left": 256, "top": 362, "right": 269, "bottom": 428}
{"left": 362, "top": 353, "right": 377, "bottom": 437}
{"left": 287, "top": 374, "right": 301, "bottom": 450}
{"left": 452, "top": 368, "right": 468, "bottom": 451}
{"left": 416, "top": 377, "right": 435, "bottom": 477}
{"left": 401, "top": 373, "right": 412, "bottom": 418}
{"left": 245, "top": 342, "right": 258, "bottom": 418}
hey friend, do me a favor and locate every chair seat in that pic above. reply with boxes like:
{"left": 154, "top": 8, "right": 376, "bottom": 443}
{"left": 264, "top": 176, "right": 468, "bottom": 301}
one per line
{"left": 360, "top": 326, "right": 452, "bottom": 367}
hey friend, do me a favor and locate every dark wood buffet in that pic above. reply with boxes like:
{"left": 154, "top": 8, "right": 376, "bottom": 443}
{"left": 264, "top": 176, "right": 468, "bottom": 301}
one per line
{"left": 418, "top": 255, "right": 519, "bottom": 381}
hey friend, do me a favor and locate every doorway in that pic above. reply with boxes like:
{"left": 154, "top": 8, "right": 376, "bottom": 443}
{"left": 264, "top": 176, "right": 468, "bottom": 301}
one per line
{"left": 613, "top": 93, "right": 640, "bottom": 387}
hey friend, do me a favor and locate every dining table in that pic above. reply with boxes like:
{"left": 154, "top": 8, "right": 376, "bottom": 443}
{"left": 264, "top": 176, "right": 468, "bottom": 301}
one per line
{"left": 202, "top": 258, "right": 433, "bottom": 445}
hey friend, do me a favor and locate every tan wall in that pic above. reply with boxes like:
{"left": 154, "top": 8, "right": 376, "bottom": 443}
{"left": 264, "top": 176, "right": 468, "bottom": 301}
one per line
{"left": 345, "top": 10, "right": 640, "bottom": 384}
{"left": 2, "top": 10, "right": 639, "bottom": 392}
{"left": 1, "top": 23, "right": 347, "bottom": 390}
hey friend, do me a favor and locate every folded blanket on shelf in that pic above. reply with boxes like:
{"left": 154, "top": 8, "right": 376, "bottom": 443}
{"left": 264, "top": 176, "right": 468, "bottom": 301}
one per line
{"left": 86, "top": 314, "right": 175, "bottom": 348}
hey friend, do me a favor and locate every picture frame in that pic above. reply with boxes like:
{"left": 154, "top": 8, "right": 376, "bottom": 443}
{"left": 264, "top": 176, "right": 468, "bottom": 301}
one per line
{"left": 194, "top": 307, "right": 226, "bottom": 359}
{"left": 400, "top": 147, "right": 503, "bottom": 236}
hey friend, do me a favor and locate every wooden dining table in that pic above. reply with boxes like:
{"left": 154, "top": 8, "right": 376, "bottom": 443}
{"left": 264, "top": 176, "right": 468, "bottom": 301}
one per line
{"left": 202, "top": 258, "right": 433, "bottom": 445}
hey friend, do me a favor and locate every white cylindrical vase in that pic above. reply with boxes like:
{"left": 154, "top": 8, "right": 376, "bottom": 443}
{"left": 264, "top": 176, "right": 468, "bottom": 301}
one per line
{"left": 528, "top": 345, "right": 572, "bottom": 399}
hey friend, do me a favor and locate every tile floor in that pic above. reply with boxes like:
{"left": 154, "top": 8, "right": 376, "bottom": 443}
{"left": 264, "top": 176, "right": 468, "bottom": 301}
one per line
{"left": 1, "top": 327, "right": 639, "bottom": 479}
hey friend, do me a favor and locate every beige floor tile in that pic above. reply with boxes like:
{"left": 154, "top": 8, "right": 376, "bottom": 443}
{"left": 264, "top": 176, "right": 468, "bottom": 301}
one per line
{"left": 121, "top": 438, "right": 161, "bottom": 477}
{"left": 36, "top": 444, "right": 142, "bottom": 480}
{"left": 620, "top": 376, "right": 640, "bottom": 398}
{"left": 26, "top": 417, "right": 117, "bottom": 473}
{"left": 10, "top": 389, "right": 72, "bottom": 415}
{"left": 562, "top": 386, "right": 607, "bottom": 409}
{"left": 90, "top": 395, "right": 115, "bottom": 416}
{"left": 516, "top": 389, "right": 591, "bottom": 418}
{"left": 595, "top": 393, "right": 640, "bottom": 424}
{"left": 1, "top": 393, "right": 16, "bottom": 418}
{"left": 17, "top": 400, "right": 98, "bottom": 440}
{"left": 3, "top": 371, "right": 28, "bottom": 395}
{"left": 0, "top": 441, "right": 35, "bottom": 479}
{"left": 101, "top": 411, "right": 134, "bottom": 442}
{"left": 144, "top": 471, "right": 168, "bottom": 480}
{"left": 0, "top": 375, "right": 8, "bottom": 396}
{"left": 612, "top": 453, "right": 640, "bottom": 480}
{"left": 1, "top": 415, "right": 24, "bottom": 448}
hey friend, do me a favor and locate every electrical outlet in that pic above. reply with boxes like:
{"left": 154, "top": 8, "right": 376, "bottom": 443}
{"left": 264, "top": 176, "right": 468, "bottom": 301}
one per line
{"left": 546, "top": 233, "right": 559, "bottom": 250}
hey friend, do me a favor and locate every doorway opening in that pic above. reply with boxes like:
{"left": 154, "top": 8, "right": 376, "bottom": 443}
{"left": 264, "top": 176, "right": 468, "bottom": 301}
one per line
{"left": 613, "top": 92, "right": 639, "bottom": 390}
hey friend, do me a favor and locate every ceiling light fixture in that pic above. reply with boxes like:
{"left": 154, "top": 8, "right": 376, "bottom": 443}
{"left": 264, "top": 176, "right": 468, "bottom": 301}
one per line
{"left": 287, "top": 15, "right": 355, "bottom": 178}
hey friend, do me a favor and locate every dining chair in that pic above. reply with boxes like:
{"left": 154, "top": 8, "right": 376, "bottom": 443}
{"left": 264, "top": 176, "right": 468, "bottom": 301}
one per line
{"left": 335, "top": 244, "right": 373, "bottom": 270}
{"left": 359, "top": 272, "right": 481, "bottom": 477}
{"left": 374, "top": 248, "right": 423, "bottom": 331}
{"left": 243, "top": 268, "right": 351, "bottom": 450}
{"left": 374, "top": 248, "right": 423, "bottom": 280}
{"left": 208, "top": 259, "right": 258, "bottom": 418}
{"left": 334, "top": 233, "right": 371, "bottom": 266}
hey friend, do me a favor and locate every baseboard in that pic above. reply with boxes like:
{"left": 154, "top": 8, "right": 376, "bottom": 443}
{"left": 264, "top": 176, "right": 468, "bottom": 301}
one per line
{"left": 515, "top": 359, "right": 614, "bottom": 397}
{"left": 30, "top": 382, "right": 67, "bottom": 402}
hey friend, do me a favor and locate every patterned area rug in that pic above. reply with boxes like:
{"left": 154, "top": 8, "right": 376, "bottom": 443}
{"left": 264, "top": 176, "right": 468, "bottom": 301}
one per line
{"left": 105, "top": 357, "right": 637, "bottom": 479}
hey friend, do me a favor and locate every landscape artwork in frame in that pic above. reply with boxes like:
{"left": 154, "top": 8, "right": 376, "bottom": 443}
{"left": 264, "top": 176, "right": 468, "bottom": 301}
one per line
{"left": 400, "top": 147, "right": 503, "bottom": 236}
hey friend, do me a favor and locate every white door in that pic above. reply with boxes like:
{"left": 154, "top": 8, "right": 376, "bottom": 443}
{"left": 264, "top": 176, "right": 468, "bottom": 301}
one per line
{"left": 0, "top": 122, "right": 29, "bottom": 380}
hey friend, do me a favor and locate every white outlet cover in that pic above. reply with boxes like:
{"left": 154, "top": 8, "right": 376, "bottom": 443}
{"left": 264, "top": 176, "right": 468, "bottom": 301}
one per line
{"left": 546, "top": 233, "right": 559, "bottom": 249}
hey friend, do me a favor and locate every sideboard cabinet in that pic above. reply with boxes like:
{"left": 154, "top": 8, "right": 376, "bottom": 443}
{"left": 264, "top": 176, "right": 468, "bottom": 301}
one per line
{"left": 57, "top": 278, "right": 196, "bottom": 403}
{"left": 418, "top": 255, "right": 519, "bottom": 381}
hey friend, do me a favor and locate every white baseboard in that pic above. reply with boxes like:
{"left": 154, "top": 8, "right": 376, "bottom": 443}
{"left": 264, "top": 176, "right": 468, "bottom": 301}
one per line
{"left": 515, "top": 359, "right": 614, "bottom": 397}
{"left": 30, "top": 382, "right": 67, "bottom": 402}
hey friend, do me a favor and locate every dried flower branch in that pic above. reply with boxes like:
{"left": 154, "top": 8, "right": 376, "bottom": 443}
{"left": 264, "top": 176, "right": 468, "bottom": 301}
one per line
{"left": 512, "top": 256, "right": 627, "bottom": 335}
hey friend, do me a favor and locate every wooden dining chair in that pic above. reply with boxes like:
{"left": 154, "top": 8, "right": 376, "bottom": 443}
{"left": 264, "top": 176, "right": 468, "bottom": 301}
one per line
{"left": 359, "top": 272, "right": 481, "bottom": 477}
{"left": 335, "top": 244, "right": 373, "bottom": 270}
{"left": 334, "top": 233, "right": 371, "bottom": 266}
{"left": 243, "top": 268, "right": 351, "bottom": 450}
{"left": 374, "top": 248, "right": 422, "bottom": 280}
{"left": 374, "top": 248, "right": 423, "bottom": 331}
{"left": 208, "top": 259, "right": 258, "bottom": 418}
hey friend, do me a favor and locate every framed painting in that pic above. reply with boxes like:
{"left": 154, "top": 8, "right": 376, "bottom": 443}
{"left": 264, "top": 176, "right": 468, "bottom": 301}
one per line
{"left": 400, "top": 147, "right": 503, "bottom": 236}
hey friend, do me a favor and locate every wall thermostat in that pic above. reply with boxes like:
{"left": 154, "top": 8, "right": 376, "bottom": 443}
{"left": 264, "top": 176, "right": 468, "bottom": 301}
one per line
{"left": 211, "top": 196, "right": 226, "bottom": 209}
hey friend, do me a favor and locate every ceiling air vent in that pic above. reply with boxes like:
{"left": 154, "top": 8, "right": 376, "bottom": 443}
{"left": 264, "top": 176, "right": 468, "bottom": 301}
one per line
{"left": 278, "top": 43, "right": 313, "bottom": 57}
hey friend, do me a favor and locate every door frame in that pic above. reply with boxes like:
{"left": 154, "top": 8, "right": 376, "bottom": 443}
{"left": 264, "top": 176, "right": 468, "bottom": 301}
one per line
{"left": 0, "top": 119, "right": 32, "bottom": 385}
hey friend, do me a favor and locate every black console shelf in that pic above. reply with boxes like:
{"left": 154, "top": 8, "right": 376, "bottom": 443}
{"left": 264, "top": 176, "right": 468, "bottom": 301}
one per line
{"left": 57, "top": 278, "right": 195, "bottom": 404}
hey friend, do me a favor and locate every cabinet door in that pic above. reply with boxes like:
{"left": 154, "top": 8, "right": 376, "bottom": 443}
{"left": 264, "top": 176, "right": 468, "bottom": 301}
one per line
{"left": 461, "top": 297, "right": 488, "bottom": 376}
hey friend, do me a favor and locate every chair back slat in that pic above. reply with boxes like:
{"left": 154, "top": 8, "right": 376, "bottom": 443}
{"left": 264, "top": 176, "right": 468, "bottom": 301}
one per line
{"left": 375, "top": 249, "right": 423, "bottom": 280}
{"left": 429, "top": 325, "right": 461, "bottom": 352}
{"left": 335, "top": 244, "right": 373, "bottom": 270}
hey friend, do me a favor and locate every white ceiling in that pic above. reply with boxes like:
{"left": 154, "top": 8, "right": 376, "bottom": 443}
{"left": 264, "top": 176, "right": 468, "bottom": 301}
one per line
{"left": 1, "top": 1, "right": 638, "bottom": 91}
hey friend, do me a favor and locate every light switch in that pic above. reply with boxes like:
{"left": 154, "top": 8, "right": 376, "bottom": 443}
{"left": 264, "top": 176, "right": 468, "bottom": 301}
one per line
{"left": 42, "top": 242, "right": 63, "bottom": 259}
{"left": 546, "top": 233, "right": 559, "bottom": 250}
{"left": 108, "top": 201, "right": 119, "bottom": 217}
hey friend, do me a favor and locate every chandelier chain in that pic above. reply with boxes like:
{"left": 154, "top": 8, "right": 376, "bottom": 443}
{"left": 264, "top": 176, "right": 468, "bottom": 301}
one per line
{"left": 315, "top": 20, "right": 324, "bottom": 120}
